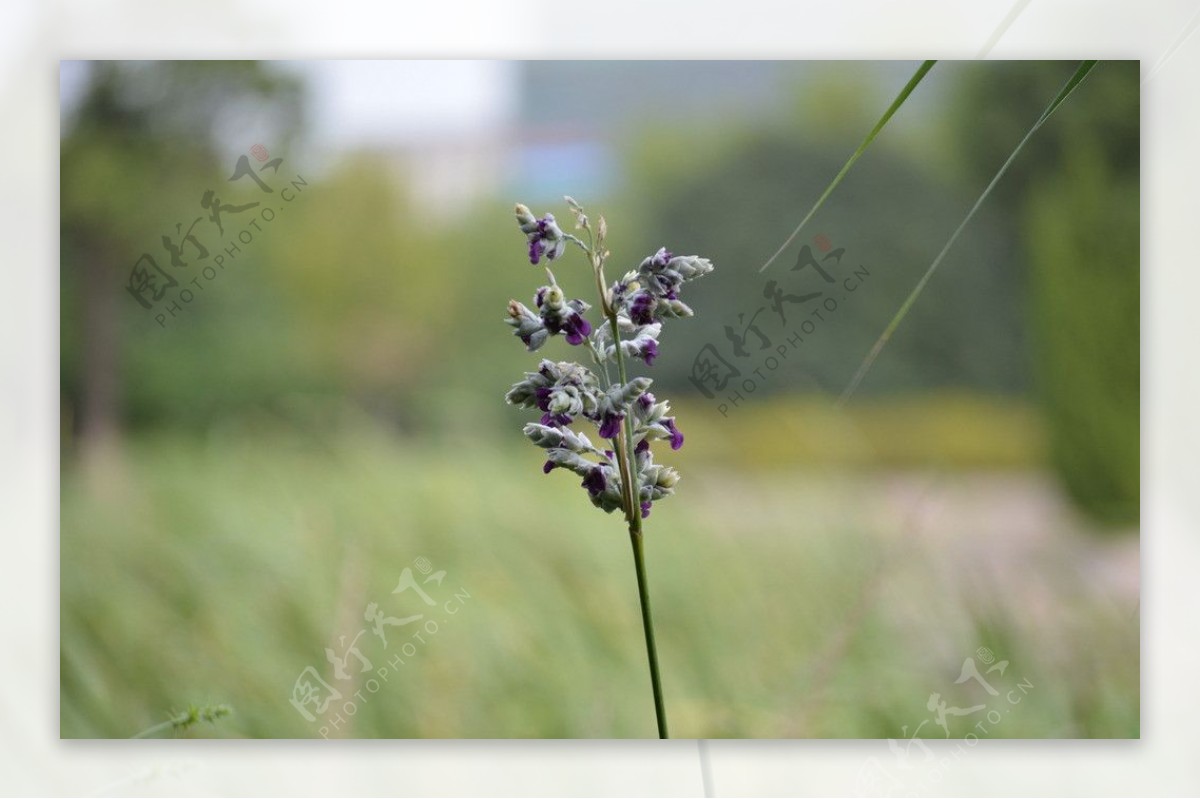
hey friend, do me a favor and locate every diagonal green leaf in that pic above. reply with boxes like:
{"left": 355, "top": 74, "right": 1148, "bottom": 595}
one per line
{"left": 838, "top": 60, "right": 1099, "bottom": 405}
{"left": 757, "top": 60, "right": 937, "bottom": 273}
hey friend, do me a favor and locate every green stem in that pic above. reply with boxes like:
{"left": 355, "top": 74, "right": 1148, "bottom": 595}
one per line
{"left": 606, "top": 315, "right": 667, "bottom": 738}
{"left": 606, "top": 313, "right": 642, "bottom": 528}
{"left": 131, "top": 719, "right": 176, "bottom": 739}
{"left": 579, "top": 212, "right": 668, "bottom": 738}
{"left": 629, "top": 524, "right": 667, "bottom": 738}
{"left": 597, "top": 252, "right": 667, "bottom": 738}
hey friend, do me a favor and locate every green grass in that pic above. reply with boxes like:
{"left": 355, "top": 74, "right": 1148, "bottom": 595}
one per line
{"left": 60, "top": 412, "right": 1137, "bottom": 738}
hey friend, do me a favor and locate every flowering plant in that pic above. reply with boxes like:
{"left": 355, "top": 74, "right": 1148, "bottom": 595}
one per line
{"left": 504, "top": 197, "right": 713, "bottom": 737}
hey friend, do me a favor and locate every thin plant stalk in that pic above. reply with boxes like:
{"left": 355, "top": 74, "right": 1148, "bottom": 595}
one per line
{"left": 838, "top": 60, "right": 1098, "bottom": 404}
{"left": 609, "top": 308, "right": 668, "bottom": 739}
{"left": 590, "top": 235, "right": 669, "bottom": 739}
{"left": 131, "top": 719, "right": 179, "bottom": 739}
{"left": 627, "top": 517, "right": 667, "bottom": 738}
{"left": 757, "top": 60, "right": 937, "bottom": 273}
{"left": 509, "top": 201, "right": 703, "bottom": 738}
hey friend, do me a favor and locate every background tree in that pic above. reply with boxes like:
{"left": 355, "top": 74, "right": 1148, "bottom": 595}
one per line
{"left": 60, "top": 61, "right": 303, "bottom": 462}
{"left": 945, "top": 61, "right": 1139, "bottom": 525}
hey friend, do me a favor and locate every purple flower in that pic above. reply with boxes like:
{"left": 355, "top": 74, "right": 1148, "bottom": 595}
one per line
{"left": 540, "top": 293, "right": 592, "bottom": 347}
{"left": 640, "top": 339, "right": 658, "bottom": 366}
{"left": 598, "top": 412, "right": 624, "bottom": 440}
{"left": 663, "top": 417, "right": 684, "bottom": 450}
{"left": 638, "top": 392, "right": 655, "bottom": 410}
{"left": 526, "top": 217, "right": 565, "bottom": 265}
{"left": 533, "top": 382, "right": 584, "bottom": 427}
{"left": 640, "top": 500, "right": 652, "bottom": 518}
{"left": 561, "top": 312, "right": 593, "bottom": 346}
{"left": 635, "top": 438, "right": 650, "bottom": 454}
{"left": 543, "top": 460, "right": 556, "bottom": 474}
{"left": 651, "top": 248, "right": 673, "bottom": 268}
{"left": 630, "top": 291, "right": 656, "bottom": 325}
{"left": 528, "top": 219, "right": 549, "bottom": 264}
{"left": 528, "top": 220, "right": 551, "bottom": 264}
{"left": 582, "top": 466, "right": 607, "bottom": 497}
{"left": 651, "top": 273, "right": 677, "bottom": 296}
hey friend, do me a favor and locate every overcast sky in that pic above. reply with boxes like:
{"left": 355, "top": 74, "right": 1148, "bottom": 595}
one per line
{"left": 288, "top": 60, "right": 519, "bottom": 148}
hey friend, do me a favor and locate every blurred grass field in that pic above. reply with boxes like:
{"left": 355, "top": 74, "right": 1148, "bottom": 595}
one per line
{"left": 60, "top": 398, "right": 1138, "bottom": 739}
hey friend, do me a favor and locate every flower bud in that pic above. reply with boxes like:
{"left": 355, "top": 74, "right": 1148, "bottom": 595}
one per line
{"left": 614, "top": 377, "right": 653, "bottom": 407}
{"left": 546, "top": 448, "right": 596, "bottom": 476}
{"left": 656, "top": 467, "right": 679, "bottom": 488}
{"left": 547, "top": 389, "right": 576, "bottom": 415}
{"left": 523, "top": 423, "right": 565, "bottom": 449}
{"left": 505, "top": 300, "right": 549, "bottom": 351}
{"left": 668, "top": 255, "right": 714, "bottom": 281}
{"left": 515, "top": 203, "right": 538, "bottom": 232}
{"left": 524, "top": 423, "right": 598, "bottom": 454}
{"left": 543, "top": 285, "right": 565, "bottom": 310}
{"left": 655, "top": 298, "right": 694, "bottom": 319}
